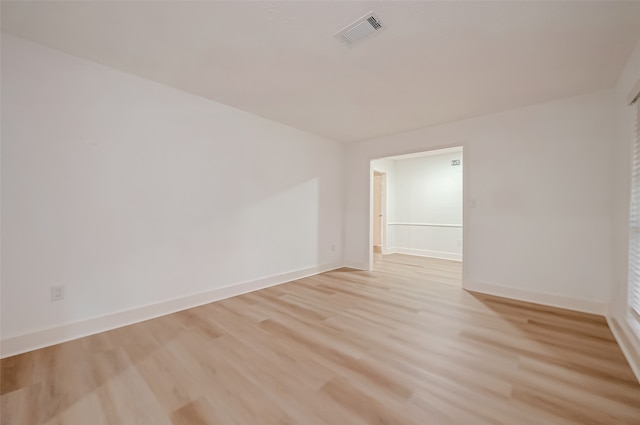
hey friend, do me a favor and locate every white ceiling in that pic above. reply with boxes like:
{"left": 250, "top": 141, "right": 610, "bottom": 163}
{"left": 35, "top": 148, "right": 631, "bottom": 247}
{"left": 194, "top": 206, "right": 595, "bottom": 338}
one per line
{"left": 2, "top": 1, "right": 640, "bottom": 143}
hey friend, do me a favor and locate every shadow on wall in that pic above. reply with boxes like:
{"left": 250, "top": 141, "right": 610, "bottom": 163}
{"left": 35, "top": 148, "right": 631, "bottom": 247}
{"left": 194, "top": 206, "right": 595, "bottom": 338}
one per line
{"left": 1, "top": 34, "right": 345, "bottom": 343}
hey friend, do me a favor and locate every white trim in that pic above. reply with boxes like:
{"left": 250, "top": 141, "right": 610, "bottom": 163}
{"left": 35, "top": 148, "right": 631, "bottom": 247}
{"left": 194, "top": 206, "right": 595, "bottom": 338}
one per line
{"left": 388, "top": 222, "right": 462, "bottom": 228}
{"left": 391, "top": 247, "right": 462, "bottom": 261}
{"left": 366, "top": 144, "right": 466, "bottom": 272}
{"left": 382, "top": 146, "right": 463, "bottom": 161}
{"left": 463, "top": 280, "right": 609, "bottom": 315}
{"left": 342, "top": 260, "right": 370, "bottom": 270}
{"left": 606, "top": 315, "right": 640, "bottom": 383}
{"left": 0, "top": 262, "right": 342, "bottom": 358}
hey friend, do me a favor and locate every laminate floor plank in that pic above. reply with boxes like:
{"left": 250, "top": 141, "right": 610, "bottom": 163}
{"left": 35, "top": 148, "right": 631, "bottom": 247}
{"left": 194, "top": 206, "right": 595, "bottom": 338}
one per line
{"left": 2, "top": 254, "right": 639, "bottom": 424}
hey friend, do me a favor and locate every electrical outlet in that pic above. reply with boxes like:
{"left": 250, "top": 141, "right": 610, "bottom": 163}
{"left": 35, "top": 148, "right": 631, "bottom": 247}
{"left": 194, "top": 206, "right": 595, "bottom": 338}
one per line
{"left": 457, "top": 240, "right": 462, "bottom": 246}
{"left": 51, "top": 285, "right": 65, "bottom": 301}
{"left": 331, "top": 244, "right": 336, "bottom": 252}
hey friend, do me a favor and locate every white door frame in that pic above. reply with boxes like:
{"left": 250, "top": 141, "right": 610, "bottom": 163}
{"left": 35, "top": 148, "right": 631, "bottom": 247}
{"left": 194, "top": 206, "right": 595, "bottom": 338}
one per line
{"left": 368, "top": 146, "right": 465, "bottom": 272}
{"left": 370, "top": 168, "right": 388, "bottom": 268}
{"left": 372, "top": 170, "right": 387, "bottom": 250}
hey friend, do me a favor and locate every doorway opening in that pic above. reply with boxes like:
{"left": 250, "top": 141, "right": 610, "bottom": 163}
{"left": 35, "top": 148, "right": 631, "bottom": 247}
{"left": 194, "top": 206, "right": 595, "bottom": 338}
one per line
{"left": 373, "top": 171, "right": 386, "bottom": 254}
{"left": 370, "top": 146, "right": 463, "bottom": 284}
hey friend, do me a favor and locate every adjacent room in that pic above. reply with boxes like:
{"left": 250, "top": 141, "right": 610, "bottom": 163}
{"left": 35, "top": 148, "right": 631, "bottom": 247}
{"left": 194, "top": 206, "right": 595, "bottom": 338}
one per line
{"left": 370, "top": 147, "right": 464, "bottom": 287}
{"left": 2, "top": 1, "right": 640, "bottom": 424}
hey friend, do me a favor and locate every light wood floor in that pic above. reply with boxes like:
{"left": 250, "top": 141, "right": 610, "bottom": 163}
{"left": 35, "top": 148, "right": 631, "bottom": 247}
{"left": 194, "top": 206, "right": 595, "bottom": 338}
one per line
{"left": 2, "top": 254, "right": 640, "bottom": 424}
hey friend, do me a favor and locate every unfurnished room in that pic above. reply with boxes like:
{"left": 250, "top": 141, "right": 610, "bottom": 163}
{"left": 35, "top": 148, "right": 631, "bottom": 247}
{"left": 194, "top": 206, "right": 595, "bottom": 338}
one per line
{"left": 2, "top": 1, "right": 640, "bottom": 424}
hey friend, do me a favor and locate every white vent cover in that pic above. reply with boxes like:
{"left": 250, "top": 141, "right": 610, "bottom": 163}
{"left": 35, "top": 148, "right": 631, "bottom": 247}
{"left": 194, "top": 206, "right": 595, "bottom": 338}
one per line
{"left": 335, "top": 12, "right": 386, "bottom": 46}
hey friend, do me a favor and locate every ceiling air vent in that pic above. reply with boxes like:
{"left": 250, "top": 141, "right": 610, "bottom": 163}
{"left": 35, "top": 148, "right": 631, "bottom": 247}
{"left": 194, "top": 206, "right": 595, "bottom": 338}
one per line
{"left": 335, "top": 12, "right": 386, "bottom": 46}
{"left": 367, "top": 16, "right": 382, "bottom": 30}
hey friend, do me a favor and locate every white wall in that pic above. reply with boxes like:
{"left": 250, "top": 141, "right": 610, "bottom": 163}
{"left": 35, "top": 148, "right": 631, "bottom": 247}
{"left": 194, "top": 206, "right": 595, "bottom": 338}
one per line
{"left": 2, "top": 30, "right": 634, "bottom": 362}
{"left": 0, "top": 34, "right": 344, "bottom": 355}
{"left": 610, "top": 39, "right": 640, "bottom": 378}
{"left": 345, "top": 90, "right": 615, "bottom": 313}
{"left": 391, "top": 151, "right": 463, "bottom": 260}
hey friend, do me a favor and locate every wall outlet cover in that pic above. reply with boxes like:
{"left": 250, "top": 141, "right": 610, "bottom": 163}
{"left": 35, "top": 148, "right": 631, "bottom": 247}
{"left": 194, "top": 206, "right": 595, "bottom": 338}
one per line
{"left": 51, "top": 285, "right": 65, "bottom": 301}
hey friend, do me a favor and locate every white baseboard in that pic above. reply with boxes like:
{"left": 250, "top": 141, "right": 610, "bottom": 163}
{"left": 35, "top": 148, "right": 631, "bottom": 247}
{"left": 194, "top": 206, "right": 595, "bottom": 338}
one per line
{"left": 606, "top": 315, "right": 640, "bottom": 384}
{"left": 0, "top": 262, "right": 342, "bottom": 358}
{"left": 342, "top": 260, "right": 369, "bottom": 270}
{"left": 463, "top": 280, "right": 609, "bottom": 315}
{"left": 391, "top": 247, "right": 462, "bottom": 262}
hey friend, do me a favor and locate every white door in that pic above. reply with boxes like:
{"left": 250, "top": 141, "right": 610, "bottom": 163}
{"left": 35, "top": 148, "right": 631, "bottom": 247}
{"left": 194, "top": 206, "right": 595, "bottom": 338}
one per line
{"left": 373, "top": 173, "right": 383, "bottom": 247}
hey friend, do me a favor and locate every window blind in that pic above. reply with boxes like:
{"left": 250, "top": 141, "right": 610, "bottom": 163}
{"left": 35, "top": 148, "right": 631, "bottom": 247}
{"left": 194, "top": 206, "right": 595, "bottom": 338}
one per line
{"left": 630, "top": 95, "right": 640, "bottom": 316}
